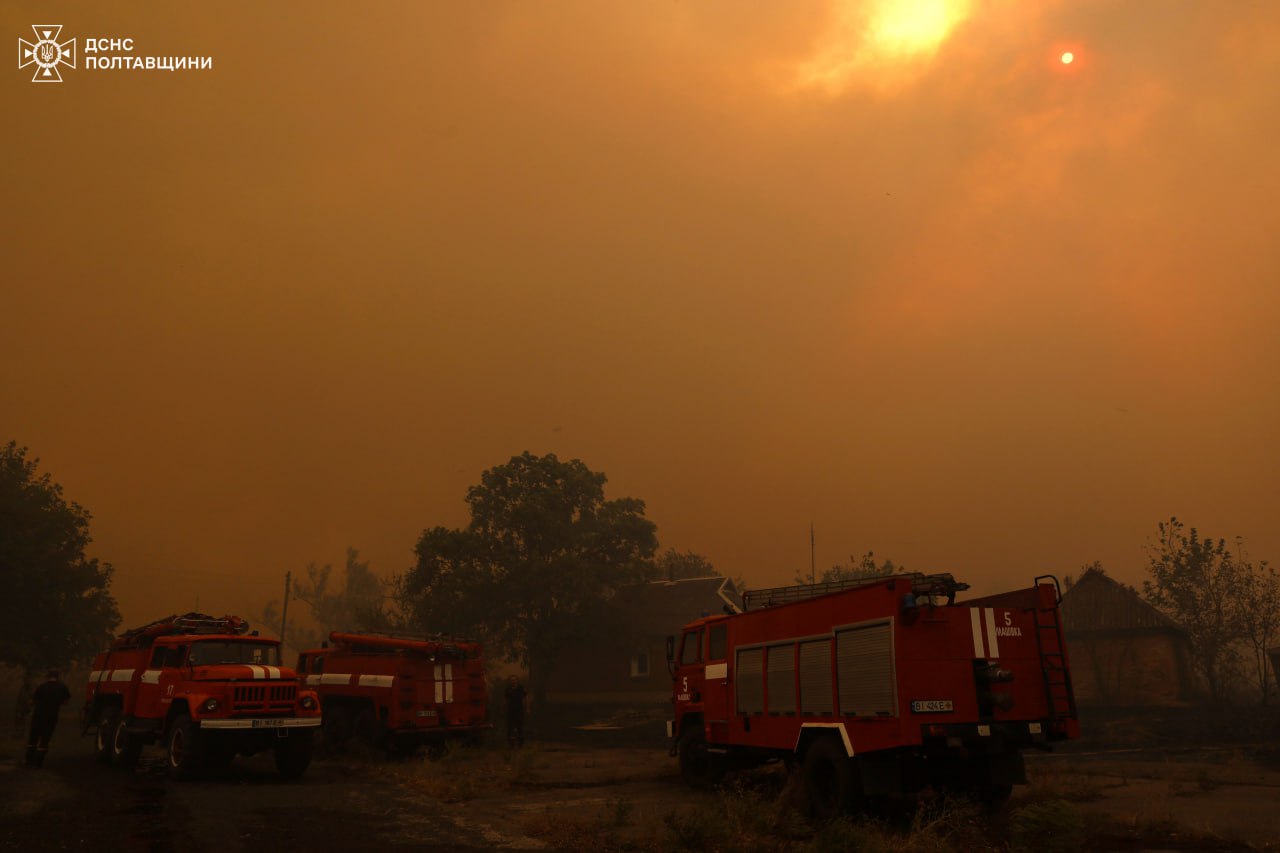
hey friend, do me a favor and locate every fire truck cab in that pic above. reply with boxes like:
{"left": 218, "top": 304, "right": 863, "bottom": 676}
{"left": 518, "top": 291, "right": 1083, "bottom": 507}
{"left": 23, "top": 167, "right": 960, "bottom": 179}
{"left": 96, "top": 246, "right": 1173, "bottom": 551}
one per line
{"left": 298, "top": 631, "right": 490, "bottom": 755}
{"left": 668, "top": 573, "right": 1077, "bottom": 816}
{"left": 83, "top": 613, "right": 322, "bottom": 780}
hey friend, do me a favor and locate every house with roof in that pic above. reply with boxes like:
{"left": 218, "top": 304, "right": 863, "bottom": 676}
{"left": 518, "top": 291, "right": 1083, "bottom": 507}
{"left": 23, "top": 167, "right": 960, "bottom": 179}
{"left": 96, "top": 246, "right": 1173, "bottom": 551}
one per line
{"left": 1060, "top": 567, "right": 1194, "bottom": 706}
{"left": 544, "top": 575, "right": 740, "bottom": 704}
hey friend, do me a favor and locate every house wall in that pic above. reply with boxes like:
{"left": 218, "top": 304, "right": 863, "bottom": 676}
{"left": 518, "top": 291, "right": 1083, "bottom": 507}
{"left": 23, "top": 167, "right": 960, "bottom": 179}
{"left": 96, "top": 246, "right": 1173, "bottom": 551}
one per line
{"left": 544, "top": 637, "right": 672, "bottom": 704}
{"left": 1067, "top": 630, "right": 1190, "bottom": 706}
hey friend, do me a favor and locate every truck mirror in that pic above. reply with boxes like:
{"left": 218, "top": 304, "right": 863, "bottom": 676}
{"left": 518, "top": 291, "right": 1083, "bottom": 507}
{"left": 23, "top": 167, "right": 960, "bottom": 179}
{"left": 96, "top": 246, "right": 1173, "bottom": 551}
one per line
{"left": 665, "top": 635, "right": 675, "bottom": 663}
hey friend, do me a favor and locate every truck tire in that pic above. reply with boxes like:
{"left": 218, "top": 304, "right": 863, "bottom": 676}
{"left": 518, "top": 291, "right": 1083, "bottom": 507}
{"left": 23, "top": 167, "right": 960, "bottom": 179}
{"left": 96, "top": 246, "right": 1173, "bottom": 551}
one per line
{"left": 322, "top": 706, "right": 352, "bottom": 751}
{"left": 803, "top": 737, "right": 855, "bottom": 820}
{"left": 354, "top": 707, "right": 380, "bottom": 746}
{"left": 165, "top": 714, "right": 202, "bottom": 781}
{"left": 677, "top": 726, "right": 724, "bottom": 789}
{"left": 275, "top": 730, "right": 313, "bottom": 780}
{"left": 110, "top": 717, "right": 143, "bottom": 768}
{"left": 977, "top": 782, "right": 1013, "bottom": 810}
{"left": 95, "top": 707, "right": 120, "bottom": 765}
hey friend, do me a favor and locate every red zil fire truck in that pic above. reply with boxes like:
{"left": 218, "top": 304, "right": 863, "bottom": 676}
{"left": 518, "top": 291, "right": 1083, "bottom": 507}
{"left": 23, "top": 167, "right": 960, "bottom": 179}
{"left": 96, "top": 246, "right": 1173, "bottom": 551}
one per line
{"left": 297, "top": 631, "right": 490, "bottom": 755}
{"left": 82, "top": 613, "right": 322, "bottom": 780}
{"left": 667, "top": 573, "right": 1077, "bottom": 816}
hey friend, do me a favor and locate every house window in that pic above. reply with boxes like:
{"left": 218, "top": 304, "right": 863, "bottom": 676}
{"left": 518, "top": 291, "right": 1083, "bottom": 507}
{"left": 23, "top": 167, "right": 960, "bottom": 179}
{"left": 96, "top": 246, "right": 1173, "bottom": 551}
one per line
{"left": 630, "top": 652, "right": 650, "bottom": 678}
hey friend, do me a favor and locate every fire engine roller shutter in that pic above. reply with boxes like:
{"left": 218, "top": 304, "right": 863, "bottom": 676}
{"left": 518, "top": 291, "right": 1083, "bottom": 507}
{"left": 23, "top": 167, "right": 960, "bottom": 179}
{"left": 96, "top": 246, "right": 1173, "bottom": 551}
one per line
{"left": 836, "top": 621, "right": 895, "bottom": 717}
{"left": 736, "top": 648, "right": 764, "bottom": 714}
{"left": 799, "top": 640, "right": 833, "bottom": 714}
{"left": 766, "top": 645, "right": 796, "bottom": 715}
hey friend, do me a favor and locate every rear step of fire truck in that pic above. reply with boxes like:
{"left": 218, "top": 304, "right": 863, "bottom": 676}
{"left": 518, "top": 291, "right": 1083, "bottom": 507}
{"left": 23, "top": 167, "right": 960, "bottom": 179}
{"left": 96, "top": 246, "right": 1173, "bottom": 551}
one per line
{"left": 1032, "top": 575, "right": 1077, "bottom": 723}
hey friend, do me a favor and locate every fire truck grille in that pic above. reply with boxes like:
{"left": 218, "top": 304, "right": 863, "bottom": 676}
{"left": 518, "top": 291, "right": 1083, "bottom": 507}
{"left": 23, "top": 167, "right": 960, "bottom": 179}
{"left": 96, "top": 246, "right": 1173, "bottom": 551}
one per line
{"left": 231, "top": 684, "right": 297, "bottom": 713}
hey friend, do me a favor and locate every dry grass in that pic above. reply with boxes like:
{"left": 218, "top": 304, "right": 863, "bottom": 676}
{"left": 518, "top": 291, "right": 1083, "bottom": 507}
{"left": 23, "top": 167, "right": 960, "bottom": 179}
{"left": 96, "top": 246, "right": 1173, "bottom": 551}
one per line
{"left": 393, "top": 741, "right": 552, "bottom": 802}
{"left": 386, "top": 743, "right": 1279, "bottom": 852}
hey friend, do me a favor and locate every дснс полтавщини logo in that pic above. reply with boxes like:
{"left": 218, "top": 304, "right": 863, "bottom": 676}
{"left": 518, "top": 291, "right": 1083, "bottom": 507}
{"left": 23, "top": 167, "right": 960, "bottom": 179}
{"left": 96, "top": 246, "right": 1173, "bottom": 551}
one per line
{"left": 18, "top": 25, "right": 75, "bottom": 83}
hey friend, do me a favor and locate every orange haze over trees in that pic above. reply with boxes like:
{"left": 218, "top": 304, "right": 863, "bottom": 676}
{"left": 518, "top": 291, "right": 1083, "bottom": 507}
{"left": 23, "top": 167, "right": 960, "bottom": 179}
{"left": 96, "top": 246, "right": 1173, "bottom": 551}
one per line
{"left": 2, "top": 2, "right": 1279, "bottom": 630}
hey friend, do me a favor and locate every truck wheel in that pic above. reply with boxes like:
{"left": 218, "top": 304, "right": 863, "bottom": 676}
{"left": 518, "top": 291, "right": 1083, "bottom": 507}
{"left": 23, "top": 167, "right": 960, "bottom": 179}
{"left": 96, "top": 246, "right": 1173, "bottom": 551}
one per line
{"left": 975, "top": 782, "right": 1013, "bottom": 811}
{"left": 95, "top": 707, "right": 121, "bottom": 765}
{"left": 677, "top": 727, "right": 724, "bottom": 789}
{"left": 275, "top": 731, "right": 313, "bottom": 780}
{"left": 110, "top": 717, "right": 143, "bottom": 768}
{"left": 165, "top": 714, "right": 202, "bottom": 781}
{"left": 354, "top": 707, "right": 380, "bottom": 746}
{"left": 803, "top": 737, "right": 854, "bottom": 820}
{"left": 322, "top": 706, "right": 352, "bottom": 751}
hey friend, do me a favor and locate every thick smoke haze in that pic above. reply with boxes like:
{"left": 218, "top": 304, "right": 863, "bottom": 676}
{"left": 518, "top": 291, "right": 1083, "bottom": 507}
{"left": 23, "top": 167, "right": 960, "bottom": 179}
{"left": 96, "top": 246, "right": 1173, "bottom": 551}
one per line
{"left": 4, "top": 1, "right": 1277, "bottom": 627}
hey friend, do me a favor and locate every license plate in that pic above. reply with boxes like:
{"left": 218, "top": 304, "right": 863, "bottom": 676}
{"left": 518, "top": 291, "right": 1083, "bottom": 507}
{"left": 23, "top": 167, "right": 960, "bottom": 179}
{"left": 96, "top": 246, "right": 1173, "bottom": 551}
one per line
{"left": 252, "top": 718, "right": 285, "bottom": 728}
{"left": 911, "top": 700, "right": 954, "bottom": 713}
{"left": 416, "top": 710, "right": 437, "bottom": 718}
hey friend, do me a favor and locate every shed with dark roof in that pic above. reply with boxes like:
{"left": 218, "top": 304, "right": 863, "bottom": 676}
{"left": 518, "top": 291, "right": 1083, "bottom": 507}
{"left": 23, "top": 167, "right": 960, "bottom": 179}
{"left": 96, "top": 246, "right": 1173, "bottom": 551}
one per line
{"left": 1060, "top": 567, "right": 1194, "bottom": 705}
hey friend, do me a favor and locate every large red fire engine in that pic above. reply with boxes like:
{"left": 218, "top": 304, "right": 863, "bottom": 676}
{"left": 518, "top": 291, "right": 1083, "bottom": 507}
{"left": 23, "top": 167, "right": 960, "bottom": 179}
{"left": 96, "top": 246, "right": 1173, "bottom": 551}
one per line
{"left": 667, "top": 573, "right": 1076, "bottom": 816}
{"left": 297, "top": 631, "right": 490, "bottom": 755}
{"left": 83, "top": 613, "right": 322, "bottom": 780}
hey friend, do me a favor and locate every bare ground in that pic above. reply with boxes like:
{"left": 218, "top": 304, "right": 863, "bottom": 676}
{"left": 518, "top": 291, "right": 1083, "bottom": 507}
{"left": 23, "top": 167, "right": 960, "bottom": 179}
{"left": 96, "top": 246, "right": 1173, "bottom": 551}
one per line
{"left": 5, "top": 719, "right": 1280, "bottom": 851}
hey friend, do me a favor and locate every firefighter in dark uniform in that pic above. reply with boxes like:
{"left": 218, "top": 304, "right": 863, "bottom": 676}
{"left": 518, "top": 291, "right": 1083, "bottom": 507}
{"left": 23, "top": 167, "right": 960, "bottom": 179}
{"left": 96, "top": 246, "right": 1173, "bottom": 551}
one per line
{"left": 504, "top": 675, "right": 528, "bottom": 748}
{"left": 25, "top": 669, "right": 71, "bottom": 768}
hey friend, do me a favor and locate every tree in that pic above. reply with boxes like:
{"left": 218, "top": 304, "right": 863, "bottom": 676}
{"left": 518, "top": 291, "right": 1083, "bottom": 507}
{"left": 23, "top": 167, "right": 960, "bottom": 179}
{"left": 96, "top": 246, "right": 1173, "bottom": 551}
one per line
{"left": 796, "top": 551, "right": 904, "bottom": 585}
{"left": 261, "top": 547, "right": 391, "bottom": 656}
{"left": 1142, "top": 517, "right": 1246, "bottom": 702}
{"left": 1234, "top": 547, "right": 1279, "bottom": 706}
{"left": 0, "top": 441, "right": 120, "bottom": 673}
{"left": 652, "top": 548, "right": 717, "bottom": 581}
{"left": 396, "top": 452, "right": 658, "bottom": 706}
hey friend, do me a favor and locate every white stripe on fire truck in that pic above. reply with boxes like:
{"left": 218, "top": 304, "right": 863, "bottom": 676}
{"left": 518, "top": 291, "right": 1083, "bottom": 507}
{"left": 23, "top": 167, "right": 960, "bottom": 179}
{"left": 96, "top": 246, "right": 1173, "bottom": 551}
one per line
{"left": 89, "top": 670, "right": 102, "bottom": 682}
{"left": 445, "top": 664, "right": 453, "bottom": 703}
{"left": 265, "top": 666, "right": 281, "bottom": 679}
{"left": 247, "top": 665, "right": 267, "bottom": 680}
{"left": 705, "top": 662, "right": 728, "bottom": 680}
{"left": 434, "top": 680, "right": 443, "bottom": 703}
{"left": 141, "top": 669, "right": 161, "bottom": 684}
{"left": 970, "top": 609, "right": 985, "bottom": 658}
{"left": 110, "top": 669, "right": 135, "bottom": 682}
{"left": 797, "top": 723, "right": 854, "bottom": 758}
{"left": 983, "top": 608, "right": 1000, "bottom": 658}
{"left": 357, "top": 675, "right": 393, "bottom": 688}
{"left": 319, "top": 673, "right": 352, "bottom": 685}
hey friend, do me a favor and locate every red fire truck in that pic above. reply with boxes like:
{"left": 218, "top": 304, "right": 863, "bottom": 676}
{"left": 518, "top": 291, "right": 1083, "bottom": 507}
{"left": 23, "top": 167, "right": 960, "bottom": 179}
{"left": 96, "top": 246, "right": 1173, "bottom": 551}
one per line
{"left": 667, "top": 573, "right": 1076, "bottom": 816}
{"left": 297, "top": 631, "right": 490, "bottom": 755}
{"left": 82, "top": 613, "right": 322, "bottom": 780}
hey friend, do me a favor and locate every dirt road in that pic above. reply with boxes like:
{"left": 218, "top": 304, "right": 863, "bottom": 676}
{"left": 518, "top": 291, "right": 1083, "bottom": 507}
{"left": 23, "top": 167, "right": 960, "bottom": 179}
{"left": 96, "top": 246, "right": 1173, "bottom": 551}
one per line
{"left": 6, "top": 731, "right": 1280, "bottom": 851}
{"left": 0, "top": 734, "right": 488, "bottom": 852}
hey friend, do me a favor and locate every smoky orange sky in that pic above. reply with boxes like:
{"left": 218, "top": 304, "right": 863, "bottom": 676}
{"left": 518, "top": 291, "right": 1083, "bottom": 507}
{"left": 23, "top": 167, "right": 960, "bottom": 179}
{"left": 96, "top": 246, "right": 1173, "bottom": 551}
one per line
{"left": 4, "top": 1, "right": 1278, "bottom": 631}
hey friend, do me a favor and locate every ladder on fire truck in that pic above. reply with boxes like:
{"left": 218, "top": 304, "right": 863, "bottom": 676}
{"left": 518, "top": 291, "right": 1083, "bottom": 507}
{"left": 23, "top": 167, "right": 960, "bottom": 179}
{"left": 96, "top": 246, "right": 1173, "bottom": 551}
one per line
{"left": 1032, "top": 575, "right": 1077, "bottom": 722}
{"left": 114, "top": 613, "right": 249, "bottom": 648}
{"left": 742, "top": 572, "right": 970, "bottom": 611}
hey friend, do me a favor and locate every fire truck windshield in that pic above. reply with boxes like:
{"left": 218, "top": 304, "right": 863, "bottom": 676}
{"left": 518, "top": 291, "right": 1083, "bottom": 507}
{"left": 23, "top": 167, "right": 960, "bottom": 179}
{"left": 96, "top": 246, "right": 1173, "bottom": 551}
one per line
{"left": 189, "top": 641, "right": 281, "bottom": 667}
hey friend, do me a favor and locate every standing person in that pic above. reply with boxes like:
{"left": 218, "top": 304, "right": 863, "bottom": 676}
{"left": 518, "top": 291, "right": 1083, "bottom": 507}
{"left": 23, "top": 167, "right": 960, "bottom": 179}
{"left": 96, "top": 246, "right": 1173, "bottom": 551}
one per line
{"left": 504, "top": 675, "right": 528, "bottom": 748}
{"left": 25, "top": 669, "right": 71, "bottom": 768}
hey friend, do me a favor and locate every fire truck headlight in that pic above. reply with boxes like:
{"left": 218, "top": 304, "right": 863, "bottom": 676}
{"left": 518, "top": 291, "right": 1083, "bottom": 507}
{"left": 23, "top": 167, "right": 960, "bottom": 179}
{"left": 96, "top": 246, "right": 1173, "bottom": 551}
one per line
{"left": 300, "top": 695, "right": 316, "bottom": 710}
{"left": 202, "top": 698, "right": 219, "bottom": 713}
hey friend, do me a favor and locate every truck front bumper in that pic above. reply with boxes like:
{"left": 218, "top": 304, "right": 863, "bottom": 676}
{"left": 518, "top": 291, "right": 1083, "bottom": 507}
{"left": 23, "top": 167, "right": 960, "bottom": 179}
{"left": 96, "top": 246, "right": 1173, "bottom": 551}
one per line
{"left": 198, "top": 717, "right": 322, "bottom": 730}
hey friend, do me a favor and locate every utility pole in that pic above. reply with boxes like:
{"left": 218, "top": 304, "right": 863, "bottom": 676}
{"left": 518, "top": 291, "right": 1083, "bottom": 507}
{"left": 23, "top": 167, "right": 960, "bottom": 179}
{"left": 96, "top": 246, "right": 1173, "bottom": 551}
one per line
{"left": 280, "top": 570, "right": 291, "bottom": 643}
{"left": 810, "top": 522, "right": 816, "bottom": 585}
